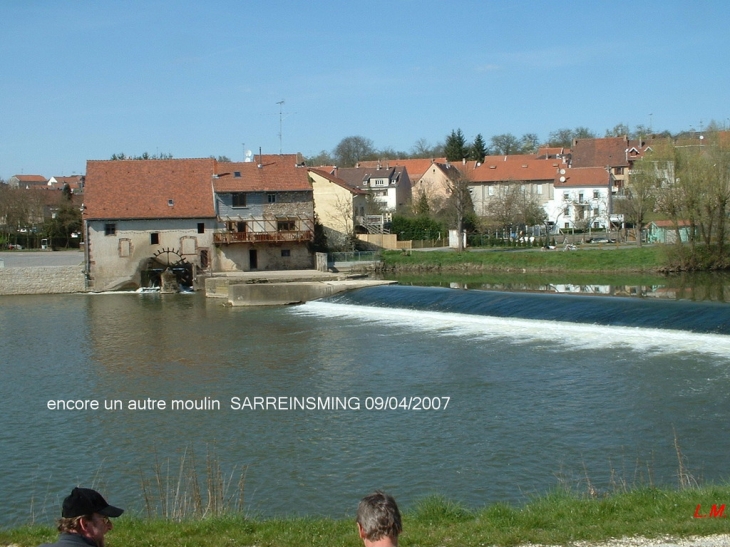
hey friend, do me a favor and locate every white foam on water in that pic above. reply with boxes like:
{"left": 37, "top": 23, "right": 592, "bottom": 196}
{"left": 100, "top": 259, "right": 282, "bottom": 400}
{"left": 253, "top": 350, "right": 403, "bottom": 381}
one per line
{"left": 292, "top": 300, "right": 730, "bottom": 360}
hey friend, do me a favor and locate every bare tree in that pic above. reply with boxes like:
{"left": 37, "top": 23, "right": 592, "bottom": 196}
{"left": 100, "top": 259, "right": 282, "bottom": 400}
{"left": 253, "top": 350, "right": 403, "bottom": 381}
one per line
{"left": 615, "top": 155, "right": 660, "bottom": 246}
{"left": 333, "top": 136, "right": 376, "bottom": 167}
{"left": 445, "top": 170, "right": 474, "bottom": 252}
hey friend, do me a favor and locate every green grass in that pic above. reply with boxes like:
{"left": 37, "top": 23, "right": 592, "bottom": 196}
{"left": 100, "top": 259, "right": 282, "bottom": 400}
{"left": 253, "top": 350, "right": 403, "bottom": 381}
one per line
{"left": 381, "top": 247, "right": 666, "bottom": 273}
{"left": 4, "top": 486, "right": 730, "bottom": 547}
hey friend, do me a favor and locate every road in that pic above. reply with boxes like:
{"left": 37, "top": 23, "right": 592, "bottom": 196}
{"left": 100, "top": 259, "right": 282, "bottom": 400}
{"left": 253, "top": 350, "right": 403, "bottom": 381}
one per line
{"left": 0, "top": 250, "right": 84, "bottom": 268}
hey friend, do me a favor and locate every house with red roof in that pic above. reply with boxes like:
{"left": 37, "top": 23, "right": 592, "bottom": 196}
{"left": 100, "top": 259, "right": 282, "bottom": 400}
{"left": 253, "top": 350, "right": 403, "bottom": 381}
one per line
{"left": 569, "top": 136, "right": 651, "bottom": 194}
{"left": 48, "top": 175, "right": 85, "bottom": 193}
{"left": 8, "top": 174, "right": 48, "bottom": 189}
{"left": 412, "top": 161, "right": 464, "bottom": 212}
{"left": 213, "top": 156, "right": 314, "bottom": 271}
{"left": 645, "top": 219, "right": 692, "bottom": 244}
{"left": 467, "top": 155, "right": 565, "bottom": 219}
{"left": 83, "top": 155, "right": 314, "bottom": 291}
{"left": 547, "top": 166, "right": 614, "bottom": 232}
{"left": 84, "top": 158, "right": 219, "bottom": 291}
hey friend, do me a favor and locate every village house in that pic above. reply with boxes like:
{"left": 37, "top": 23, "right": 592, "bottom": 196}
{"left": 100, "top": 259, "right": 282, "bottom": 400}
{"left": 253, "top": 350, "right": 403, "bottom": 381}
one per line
{"left": 645, "top": 219, "right": 692, "bottom": 244}
{"left": 412, "top": 161, "right": 464, "bottom": 211}
{"left": 333, "top": 165, "right": 412, "bottom": 213}
{"left": 569, "top": 136, "right": 651, "bottom": 194}
{"left": 357, "top": 158, "right": 446, "bottom": 186}
{"left": 547, "top": 166, "right": 614, "bottom": 232}
{"left": 48, "top": 175, "right": 85, "bottom": 193}
{"left": 83, "top": 155, "right": 315, "bottom": 291}
{"left": 467, "top": 155, "right": 565, "bottom": 218}
{"left": 8, "top": 174, "right": 48, "bottom": 189}
{"left": 308, "top": 168, "right": 367, "bottom": 248}
{"left": 83, "top": 158, "right": 219, "bottom": 291}
{"left": 213, "top": 156, "right": 314, "bottom": 271}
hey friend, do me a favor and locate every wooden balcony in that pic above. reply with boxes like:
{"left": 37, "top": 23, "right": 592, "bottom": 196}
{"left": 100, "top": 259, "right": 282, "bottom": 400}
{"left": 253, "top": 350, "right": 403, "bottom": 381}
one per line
{"left": 214, "top": 230, "right": 313, "bottom": 245}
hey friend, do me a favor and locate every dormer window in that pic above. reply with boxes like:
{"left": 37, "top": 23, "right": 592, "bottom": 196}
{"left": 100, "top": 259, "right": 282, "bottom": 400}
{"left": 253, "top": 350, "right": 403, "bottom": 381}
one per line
{"left": 168, "top": 199, "right": 174, "bottom": 207}
{"left": 234, "top": 171, "right": 241, "bottom": 178}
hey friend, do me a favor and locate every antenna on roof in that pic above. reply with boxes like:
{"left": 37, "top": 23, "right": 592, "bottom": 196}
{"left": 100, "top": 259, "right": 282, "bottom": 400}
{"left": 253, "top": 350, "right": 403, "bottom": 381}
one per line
{"left": 277, "top": 100, "right": 285, "bottom": 155}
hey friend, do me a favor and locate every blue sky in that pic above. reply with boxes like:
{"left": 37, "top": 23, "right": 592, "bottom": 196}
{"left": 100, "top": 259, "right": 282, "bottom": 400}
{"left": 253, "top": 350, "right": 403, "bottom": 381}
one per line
{"left": 1, "top": 0, "right": 729, "bottom": 179}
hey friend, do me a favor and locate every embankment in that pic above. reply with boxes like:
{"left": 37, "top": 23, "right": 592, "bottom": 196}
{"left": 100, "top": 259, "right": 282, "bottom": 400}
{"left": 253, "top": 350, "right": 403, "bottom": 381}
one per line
{"left": 0, "top": 265, "right": 86, "bottom": 295}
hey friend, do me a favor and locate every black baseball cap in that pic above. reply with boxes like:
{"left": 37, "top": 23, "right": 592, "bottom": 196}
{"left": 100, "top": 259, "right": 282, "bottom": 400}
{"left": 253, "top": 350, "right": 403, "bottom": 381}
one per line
{"left": 62, "top": 487, "right": 124, "bottom": 518}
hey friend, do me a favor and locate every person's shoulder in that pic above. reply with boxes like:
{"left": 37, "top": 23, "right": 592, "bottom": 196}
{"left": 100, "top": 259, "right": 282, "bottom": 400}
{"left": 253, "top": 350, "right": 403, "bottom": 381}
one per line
{"left": 40, "top": 533, "right": 90, "bottom": 547}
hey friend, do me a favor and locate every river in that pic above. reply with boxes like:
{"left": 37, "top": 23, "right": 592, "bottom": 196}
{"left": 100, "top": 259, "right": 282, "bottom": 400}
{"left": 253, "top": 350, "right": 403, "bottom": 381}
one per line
{"left": 1, "top": 283, "right": 730, "bottom": 526}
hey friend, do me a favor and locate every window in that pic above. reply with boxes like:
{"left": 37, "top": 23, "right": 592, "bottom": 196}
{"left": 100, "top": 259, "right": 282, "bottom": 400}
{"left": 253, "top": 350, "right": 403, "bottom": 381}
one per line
{"left": 197, "top": 223, "right": 205, "bottom": 234}
{"left": 564, "top": 222, "right": 570, "bottom": 229}
{"left": 488, "top": 186, "right": 494, "bottom": 196}
{"left": 104, "top": 223, "right": 116, "bottom": 236}
{"left": 281, "top": 249, "right": 291, "bottom": 257}
{"left": 118, "top": 238, "right": 131, "bottom": 257}
{"left": 234, "top": 171, "right": 241, "bottom": 178}
{"left": 578, "top": 193, "right": 584, "bottom": 203}
{"left": 168, "top": 199, "right": 174, "bottom": 207}
{"left": 150, "top": 233, "right": 159, "bottom": 245}
{"left": 236, "top": 221, "right": 247, "bottom": 233}
{"left": 267, "top": 193, "right": 277, "bottom": 203}
{"left": 563, "top": 192, "right": 569, "bottom": 201}
{"left": 277, "top": 220, "right": 296, "bottom": 231}
{"left": 232, "top": 193, "right": 247, "bottom": 207}
{"left": 200, "top": 249, "right": 209, "bottom": 269}
{"left": 537, "top": 184, "right": 543, "bottom": 195}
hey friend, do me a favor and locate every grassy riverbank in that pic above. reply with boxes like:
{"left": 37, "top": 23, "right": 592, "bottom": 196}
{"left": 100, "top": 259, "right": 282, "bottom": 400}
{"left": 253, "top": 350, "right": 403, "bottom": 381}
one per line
{"left": 380, "top": 246, "right": 666, "bottom": 273}
{"left": 3, "top": 486, "right": 730, "bottom": 547}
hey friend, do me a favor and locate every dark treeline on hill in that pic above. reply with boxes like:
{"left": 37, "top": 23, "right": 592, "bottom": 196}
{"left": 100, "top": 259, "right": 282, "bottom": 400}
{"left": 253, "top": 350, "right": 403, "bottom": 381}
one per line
{"left": 304, "top": 120, "right": 726, "bottom": 167}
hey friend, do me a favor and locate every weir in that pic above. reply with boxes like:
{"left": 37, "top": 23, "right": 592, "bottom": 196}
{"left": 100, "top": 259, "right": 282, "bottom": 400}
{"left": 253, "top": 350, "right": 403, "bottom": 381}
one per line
{"left": 323, "top": 285, "right": 730, "bottom": 335}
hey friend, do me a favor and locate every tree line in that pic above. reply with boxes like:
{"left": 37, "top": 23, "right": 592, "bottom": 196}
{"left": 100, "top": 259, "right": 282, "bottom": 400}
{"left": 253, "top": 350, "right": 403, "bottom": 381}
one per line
{"left": 304, "top": 121, "right": 704, "bottom": 168}
{"left": 0, "top": 182, "right": 82, "bottom": 249}
{"left": 620, "top": 133, "right": 730, "bottom": 269}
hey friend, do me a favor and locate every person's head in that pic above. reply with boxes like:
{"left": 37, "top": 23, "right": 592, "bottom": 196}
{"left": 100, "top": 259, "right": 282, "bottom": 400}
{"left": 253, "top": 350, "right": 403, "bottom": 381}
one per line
{"left": 356, "top": 491, "right": 402, "bottom": 546}
{"left": 57, "top": 488, "right": 124, "bottom": 547}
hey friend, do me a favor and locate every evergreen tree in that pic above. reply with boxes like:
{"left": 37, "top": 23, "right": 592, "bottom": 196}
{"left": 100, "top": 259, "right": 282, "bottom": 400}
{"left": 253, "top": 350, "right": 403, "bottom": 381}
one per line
{"left": 444, "top": 129, "right": 468, "bottom": 161}
{"left": 470, "top": 134, "right": 488, "bottom": 161}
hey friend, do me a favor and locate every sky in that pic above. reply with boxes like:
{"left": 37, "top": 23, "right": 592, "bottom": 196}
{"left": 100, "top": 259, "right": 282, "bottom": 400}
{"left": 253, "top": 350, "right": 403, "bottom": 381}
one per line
{"left": 1, "top": 0, "right": 729, "bottom": 180}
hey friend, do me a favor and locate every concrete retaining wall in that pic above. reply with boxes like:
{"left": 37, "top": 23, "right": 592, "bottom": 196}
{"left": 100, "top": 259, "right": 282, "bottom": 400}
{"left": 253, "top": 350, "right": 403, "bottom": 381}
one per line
{"left": 0, "top": 266, "right": 86, "bottom": 295}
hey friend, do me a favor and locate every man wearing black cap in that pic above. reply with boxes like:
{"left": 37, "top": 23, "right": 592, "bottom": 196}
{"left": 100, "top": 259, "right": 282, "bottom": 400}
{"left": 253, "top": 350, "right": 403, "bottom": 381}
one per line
{"left": 40, "top": 487, "right": 124, "bottom": 547}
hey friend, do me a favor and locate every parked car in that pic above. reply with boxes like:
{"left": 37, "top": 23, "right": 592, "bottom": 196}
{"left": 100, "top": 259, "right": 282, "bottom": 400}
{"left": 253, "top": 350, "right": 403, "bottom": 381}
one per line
{"left": 6, "top": 243, "right": 23, "bottom": 250}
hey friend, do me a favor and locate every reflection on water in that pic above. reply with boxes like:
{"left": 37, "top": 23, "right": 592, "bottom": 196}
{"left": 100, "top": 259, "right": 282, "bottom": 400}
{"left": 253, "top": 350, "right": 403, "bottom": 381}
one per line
{"left": 390, "top": 271, "right": 730, "bottom": 302}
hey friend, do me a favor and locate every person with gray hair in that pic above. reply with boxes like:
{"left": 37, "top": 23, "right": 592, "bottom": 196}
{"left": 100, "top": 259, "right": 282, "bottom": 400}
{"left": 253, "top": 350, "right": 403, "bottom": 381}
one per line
{"left": 39, "top": 487, "right": 123, "bottom": 547}
{"left": 356, "top": 491, "right": 402, "bottom": 547}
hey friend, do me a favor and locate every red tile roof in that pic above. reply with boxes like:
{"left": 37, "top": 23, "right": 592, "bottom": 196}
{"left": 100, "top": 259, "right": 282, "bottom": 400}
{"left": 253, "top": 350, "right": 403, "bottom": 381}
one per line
{"left": 571, "top": 137, "right": 630, "bottom": 168}
{"left": 648, "top": 219, "right": 691, "bottom": 228}
{"left": 84, "top": 158, "right": 217, "bottom": 220}
{"left": 470, "top": 157, "right": 563, "bottom": 183}
{"left": 554, "top": 167, "right": 610, "bottom": 187}
{"left": 13, "top": 174, "right": 47, "bottom": 183}
{"left": 215, "top": 156, "right": 311, "bottom": 192}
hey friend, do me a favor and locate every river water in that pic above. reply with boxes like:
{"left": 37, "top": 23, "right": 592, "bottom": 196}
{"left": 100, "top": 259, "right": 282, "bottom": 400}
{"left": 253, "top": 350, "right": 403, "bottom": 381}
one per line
{"left": 2, "top": 285, "right": 730, "bottom": 526}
